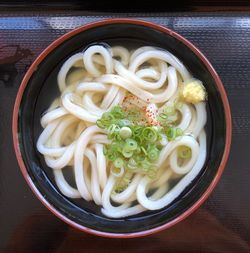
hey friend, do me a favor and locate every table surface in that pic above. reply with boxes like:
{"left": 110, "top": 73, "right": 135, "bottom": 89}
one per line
{"left": 1, "top": 10, "right": 250, "bottom": 253}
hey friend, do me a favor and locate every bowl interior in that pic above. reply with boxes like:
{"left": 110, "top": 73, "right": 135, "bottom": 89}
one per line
{"left": 18, "top": 23, "right": 226, "bottom": 234}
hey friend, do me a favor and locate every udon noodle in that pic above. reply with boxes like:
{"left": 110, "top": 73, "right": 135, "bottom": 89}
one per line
{"left": 37, "top": 44, "right": 207, "bottom": 218}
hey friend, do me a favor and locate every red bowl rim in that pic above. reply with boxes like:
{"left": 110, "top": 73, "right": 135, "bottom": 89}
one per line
{"left": 12, "top": 18, "right": 232, "bottom": 238}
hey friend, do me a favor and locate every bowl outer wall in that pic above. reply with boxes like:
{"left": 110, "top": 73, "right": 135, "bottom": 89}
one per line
{"left": 12, "top": 18, "right": 232, "bottom": 238}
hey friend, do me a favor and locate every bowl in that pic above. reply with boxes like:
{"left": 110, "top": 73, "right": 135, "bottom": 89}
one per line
{"left": 12, "top": 18, "right": 232, "bottom": 238}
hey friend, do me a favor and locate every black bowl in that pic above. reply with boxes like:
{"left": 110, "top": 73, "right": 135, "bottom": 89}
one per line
{"left": 13, "top": 19, "right": 232, "bottom": 238}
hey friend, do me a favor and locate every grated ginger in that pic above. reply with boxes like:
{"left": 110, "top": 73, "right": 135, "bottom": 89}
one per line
{"left": 182, "top": 80, "right": 207, "bottom": 104}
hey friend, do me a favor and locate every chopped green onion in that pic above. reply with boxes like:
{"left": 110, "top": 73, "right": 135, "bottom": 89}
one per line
{"left": 134, "top": 146, "right": 141, "bottom": 154}
{"left": 141, "top": 146, "right": 147, "bottom": 155}
{"left": 135, "top": 155, "right": 145, "bottom": 162}
{"left": 159, "top": 113, "right": 168, "bottom": 119}
{"left": 108, "top": 124, "right": 120, "bottom": 133}
{"left": 166, "top": 128, "right": 177, "bottom": 141}
{"left": 128, "top": 157, "right": 137, "bottom": 166}
{"left": 122, "top": 148, "right": 133, "bottom": 158}
{"left": 127, "top": 158, "right": 137, "bottom": 170}
{"left": 106, "top": 152, "right": 117, "bottom": 161}
{"left": 176, "top": 128, "right": 183, "bottom": 137}
{"left": 107, "top": 124, "right": 120, "bottom": 139}
{"left": 111, "top": 106, "right": 125, "bottom": 118}
{"left": 118, "top": 119, "right": 131, "bottom": 127}
{"left": 178, "top": 146, "right": 192, "bottom": 159}
{"left": 142, "top": 127, "right": 158, "bottom": 142}
{"left": 119, "top": 126, "right": 132, "bottom": 139}
{"left": 110, "top": 142, "right": 123, "bottom": 154}
{"left": 96, "top": 104, "right": 183, "bottom": 179}
{"left": 140, "top": 158, "right": 151, "bottom": 171}
{"left": 133, "top": 135, "right": 142, "bottom": 144}
{"left": 113, "top": 172, "right": 132, "bottom": 193}
{"left": 102, "top": 112, "right": 114, "bottom": 121}
{"left": 114, "top": 158, "right": 124, "bottom": 168}
{"left": 96, "top": 119, "right": 105, "bottom": 129}
{"left": 103, "top": 146, "right": 107, "bottom": 155}
{"left": 147, "top": 148, "right": 160, "bottom": 161}
{"left": 125, "top": 139, "right": 137, "bottom": 151}
{"left": 132, "top": 125, "right": 142, "bottom": 136}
